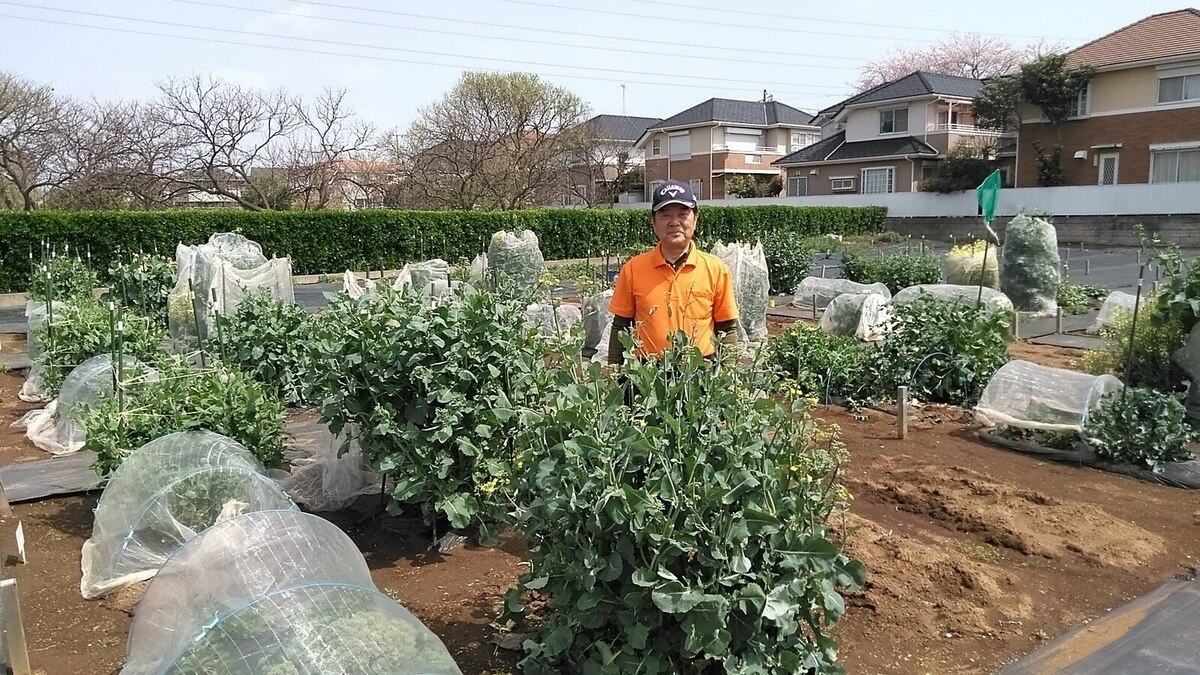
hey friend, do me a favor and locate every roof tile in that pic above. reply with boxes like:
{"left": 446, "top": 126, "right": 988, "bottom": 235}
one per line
{"left": 1067, "top": 9, "right": 1200, "bottom": 69}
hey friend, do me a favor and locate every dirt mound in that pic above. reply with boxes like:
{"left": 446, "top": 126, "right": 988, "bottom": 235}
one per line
{"left": 843, "top": 513, "right": 1032, "bottom": 641}
{"left": 846, "top": 455, "right": 1164, "bottom": 568}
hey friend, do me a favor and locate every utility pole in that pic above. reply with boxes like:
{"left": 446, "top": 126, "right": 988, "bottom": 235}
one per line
{"left": 621, "top": 84, "right": 626, "bottom": 115}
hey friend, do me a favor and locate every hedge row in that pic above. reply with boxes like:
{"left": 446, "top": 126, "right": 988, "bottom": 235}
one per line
{"left": 0, "top": 205, "right": 886, "bottom": 292}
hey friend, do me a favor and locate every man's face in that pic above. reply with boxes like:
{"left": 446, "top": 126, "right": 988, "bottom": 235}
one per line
{"left": 652, "top": 203, "right": 697, "bottom": 249}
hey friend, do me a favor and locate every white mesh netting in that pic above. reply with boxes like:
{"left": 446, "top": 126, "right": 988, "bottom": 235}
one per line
{"left": 469, "top": 253, "right": 488, "bottom": 283}
{"left": 81, "top": 431, "right": 297, "bottom": 599}
{"left": 945, "top": 244, "right": 999, "bottom": 288}
{"left": 396, "top": 259, "right": 451, "bottom": 292}
{"left": 487, "top": 230, "right": 544, "bottom": 287}
{"left": 278, "top": 415, "right": 380, "bottom": 513}
{"left": 581, "top": 289, "right": 615, "bottom": 362}
{"left": 818, "top": 292, "right": 892, "bottom": 342}
{"left": 975, "top": 360, "right": 1123, "bottom": 432}
{"left": 1089, "top": 291, "right": 1137, "bottom": 335}
{"left": 710, "top": 242, "right": 769, "bottom": 342}
{"left": 168, "top": 234, "right": 294, "bottom": 353}
{"left": 1000, "top": 215, "right": 1061, "bottom": 316}
{"left": 893, "top": 284, "right": 1015, "bottom": 315}
{"left": 123, "top": 511, "right": 462, "bottom": 675}
{"left": 790, "top": 277, "right": 891, "bottom": 309}
{"left": 14, "top": 354, "right": 155, "bottom": 456}
{"left": 525, "top": 303, "right": 583, "bottom": 340}
{"left": 341, "top": 271, "right": 375, "bottom": 299}
{"left": 19, "top": 300, "right": 57, "bottom": 403}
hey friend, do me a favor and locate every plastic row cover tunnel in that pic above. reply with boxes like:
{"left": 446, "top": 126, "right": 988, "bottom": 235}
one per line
{"left": 81, "top": 431, "right": 297, "bottom": 599}
{"left": 974, "top": 360, "right": 1123, "bottom": 432}
{"left": 19, "top": 300, "right": 57, "bottom": 403}
{"left": 791, "top": 277, "right": 891, "bottom": 309}
{"left": 16, "top": 354, "right": 155, "bottom": 456}
{"left": 123, "top": 511, "right": 462, "bottom": 675}
{"left": 893, "top": 284, "right": 1014, "bottom": 315}
{"left": 711, "top": 242, "right": 770, "bottom": 342}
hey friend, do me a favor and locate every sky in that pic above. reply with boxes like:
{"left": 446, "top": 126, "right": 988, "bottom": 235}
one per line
{"left": 2, "top": 1, "right": 1194, "bottom": 131}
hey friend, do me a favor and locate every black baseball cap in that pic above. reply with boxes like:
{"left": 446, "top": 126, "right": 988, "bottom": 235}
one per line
{"left": 651, "top": 180, "right": 698, "bottom": 212}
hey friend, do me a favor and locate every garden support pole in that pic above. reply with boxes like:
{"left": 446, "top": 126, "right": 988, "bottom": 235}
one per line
{"left": 1122, "top": 265, "right": 1147, "bottom": 398}
{"left": 1012, "top": 312, "right": 1020, "bottom": 340}
{"left": 897, "top": 386, "right": 908, "bottom": 440}
{"left": 1056, "top": 308, "right": 1063, "bottom": 334}
{"left": 812, "top": 294, "right": 819, "bottom": 321}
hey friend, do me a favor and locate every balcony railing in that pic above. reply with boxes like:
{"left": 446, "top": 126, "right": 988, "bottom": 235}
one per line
{"left": 925, "top": 123, "right": 1011, "bottom": 136}
{"left": 711, "top": 144, "right": 787, "bottom": 153}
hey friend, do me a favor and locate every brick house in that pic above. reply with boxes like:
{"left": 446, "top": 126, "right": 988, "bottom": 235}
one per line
{"left": 632, "top": 99, "right": 821, "bottom": 200}
{"left": 1017, "top": 9, "right": 1200, "bottom": 187}
{"left": 774, "top": 72, "right": 1015, "bottom": 196}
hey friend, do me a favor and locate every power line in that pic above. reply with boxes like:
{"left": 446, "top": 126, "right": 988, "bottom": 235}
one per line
{"left": 0, "top": 2, "right": 850, "bottom": 91}
{"left": 0, "top": 13, "right": 842, "bottom": 106}
{"left": 624, "top": 0, "right": 1081, "bottom": 41}
{"left": 264, "top": 0, "right": 873, "bottom": 62}
{"left": 166, "top": 0, "right": 861, "bottom": 71}
{"left": 488, "top": 0, "right": 943, "bottom": 43}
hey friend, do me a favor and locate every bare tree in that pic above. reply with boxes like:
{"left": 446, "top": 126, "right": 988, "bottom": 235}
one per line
{"left": 152, "top": 74, "right": 299, "bottom": 210}
{"left": 393, "top": 72, "right": 589, "bottom": 210}
{"left": 0, "top": 71, "right": 74, "bottom": 210}
{"left": 853, "top": 34, "right": 1061, "bottom": 93}
{"left": 276, "top": 87, "right": 383, "bottom": 210}
{"left": 559, "top": 129, "right": 636, "bottom": 207}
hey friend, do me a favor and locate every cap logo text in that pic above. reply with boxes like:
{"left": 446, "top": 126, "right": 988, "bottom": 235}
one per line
{"left": 659, "top": 185, "right": 686, "bottom": 197}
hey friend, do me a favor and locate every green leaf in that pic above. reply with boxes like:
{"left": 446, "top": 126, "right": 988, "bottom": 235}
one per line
{"left": 651, "top": 581, "right": 705, "bottom": 614}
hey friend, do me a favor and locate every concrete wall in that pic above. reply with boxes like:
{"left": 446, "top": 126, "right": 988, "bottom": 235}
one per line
{"left": 886, "top": 214, "right": 1200, "bottom": 247}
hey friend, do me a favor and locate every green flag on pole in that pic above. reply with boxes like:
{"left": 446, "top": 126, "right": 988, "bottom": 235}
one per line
{"left": 976, "top": 169, "right": 1002, "bottom": 223}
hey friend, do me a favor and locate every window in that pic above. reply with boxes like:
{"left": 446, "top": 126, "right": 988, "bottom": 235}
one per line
{"left": 790, "top": 130, "right": 820, "bottom": 149}
{"left": 1151, "top": 147, "right": 1200, "bottom": 183}
{"left": 651, "top": 138, "right": 662, "bottom": 156}
{"left": 1069, "top": 85, "right": 1090, "bottom": 117}
{"left": 669, "top": 132, "right": 691, "bottom": 158}
{"left": 830, "top": 177, "right": 855, "bottom": 191}
{"left": 725, "top": 128, "right": 763, "bottom": 151}
{"left": 787, "top": 176, "right": 808, "bottom": 197}
{"left": 920, "top": 164, "right": 936, "bottom": 182}
{"left": 861, "top": 167, "right": 895, "bottom": 194}
{"left": 688, "top": 179, "right": 703, "bottom": 199}
{"left": 1159, "top": 74, "right": 1200, "bottom": 103}
{"left": 879, "top": 108, "right": 908, "bottom": 134}
{"left": 745, "top": 155, "right": 762, "bottom": 164}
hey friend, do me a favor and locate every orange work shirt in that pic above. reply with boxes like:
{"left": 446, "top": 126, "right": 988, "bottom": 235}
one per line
{"left": 609, "top": 244, "right": 738, "bottom": 358}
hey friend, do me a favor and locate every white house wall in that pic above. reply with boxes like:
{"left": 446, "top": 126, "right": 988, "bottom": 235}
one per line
{"left": 844, "top": 101, "right": 930, "bottom": 142}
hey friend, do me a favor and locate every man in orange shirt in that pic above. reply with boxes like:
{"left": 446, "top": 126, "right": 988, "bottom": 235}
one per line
{"left": 608, "top": 180, "right": 739, "bottom": 365}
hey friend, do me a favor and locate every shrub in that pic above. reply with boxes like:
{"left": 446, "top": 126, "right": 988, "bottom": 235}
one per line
{"left": 920, "top": 149, "right": 996, "bottom": 194}
{"left": 866, "top": 294, "right": 1011, "bottom": 405}
{"left": 1082, "top": 302, "right": 1186, "bottom": 392}
{"left": 1056, "top": 281, "right": 1107, "bottom": 315}
{"left": 212, "top": 293, "right": 314, "bottom": 406}
{"left": 306, "top": 284, "right": 555, "bottom": 544}
{"left": 28, "top": 254, "right": 99, "bottom": 303}
{"left": 0, "top": 206, "right": 887, "bottom": 292}
{"left": 83, "top": 356, "right": 286, "bottom": 477}
{"left": 1086, "top": 388, "right": 1195, "bottom": 472}
{"left": 874, "top": 231, "right": 904, "bottom": 244}
{"left": 760, "top": 233, "right": 813, "bottom": 295}
{"left": 33, "top": 298, "right": 166, "bottom": 396}
{"left": 506, "top": 344, "right": 864, "bottom": 674}
{"left": 726, "top": 175, "right": 783, "bottom": 198}
{"left": 841, "top": 252, "right": 942, "bottom": 294}
{"left": 103, "top": 253, "right": 175, "bottom": 325}
{"left": 768, "top": 323, "right": 867, "bottom": 401}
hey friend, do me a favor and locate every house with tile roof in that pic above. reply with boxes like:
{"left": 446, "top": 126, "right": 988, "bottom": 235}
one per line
{"left": 774, "top": 71, "right": 1014, "bottom": 197}
{"left": 631, "top": 98, "right": 821, "bottom": 200}
{"left": 1017, "top": 9, "right": 1200, "bottom": 187}
{"left": 562, "top": 114, "right": 660, "bottom": 206}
